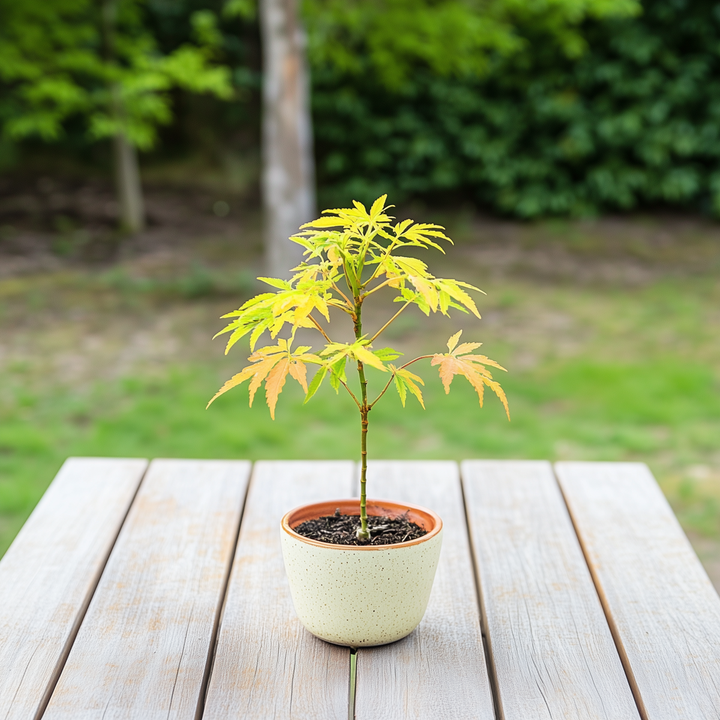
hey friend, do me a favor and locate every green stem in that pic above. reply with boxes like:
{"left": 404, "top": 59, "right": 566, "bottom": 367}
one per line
{"left": 354, "top": 300, "right": 370, "bottom": 541}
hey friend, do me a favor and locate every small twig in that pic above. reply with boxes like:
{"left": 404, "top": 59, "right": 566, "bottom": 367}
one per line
{"left": 330, "top": 280, "right": 354, "bottom": 309}
{"left": 309, "top": 314, "right": 332, "bottom": 343}
{"left": 367, "top": 300, "right": 411, "bottom": 344}
{"left": 361, "top": 277, "right": 397, "bottom": 300}
{"left": 369, "top": 355, "right": 433, "bottom": 408}
{"left": 339, "top": 379, "right": 361, "bottom": 409}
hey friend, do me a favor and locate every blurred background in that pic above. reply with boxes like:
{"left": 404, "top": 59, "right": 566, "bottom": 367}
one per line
{"left": 1, "top": 0, "right": 719, "bottom": 586}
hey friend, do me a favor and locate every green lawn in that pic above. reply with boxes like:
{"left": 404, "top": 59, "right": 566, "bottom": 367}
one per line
{"left": 2, "top": 256, "right": 719, "bottom": 557}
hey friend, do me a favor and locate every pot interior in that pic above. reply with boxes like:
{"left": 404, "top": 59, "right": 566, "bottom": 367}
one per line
{"left": 285, "top": 499, "right": 440, "bottom": 535}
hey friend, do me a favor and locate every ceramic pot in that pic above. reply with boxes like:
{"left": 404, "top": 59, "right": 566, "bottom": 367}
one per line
{"left": 280, "top": 498, "right": 443, "bottom": 647}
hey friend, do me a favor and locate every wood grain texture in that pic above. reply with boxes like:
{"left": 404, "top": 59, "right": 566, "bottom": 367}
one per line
{"left": 43, "top": 459, "right": 250, "bottom": 720}
{"left": 355, "top": 461, "right": 496, "bottom": 720}
{"left": 203, "top": 460, "right": 354, "bottom": 720}
{"left": 462, "top": 460, "right": 640, "bottom": 720}
{"left": 556, "top": 461, "right": 720, "bottom": 720}
{"left": 0, "top": 457, "right": 147, "bottom": 720}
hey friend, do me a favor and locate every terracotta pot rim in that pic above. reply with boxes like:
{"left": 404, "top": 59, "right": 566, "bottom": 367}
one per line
{"left": 281, "top": 498, "right": 443, "bottom": 551}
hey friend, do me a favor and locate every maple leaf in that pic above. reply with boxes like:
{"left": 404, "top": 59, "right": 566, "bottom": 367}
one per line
{"left": 207, "top": 340, "right": 320, "bottom": 418}
{"left": 390, "top": 365, "right": 425, "bottom": 408}
{"left": 265, "top": 358, "right": 290, "bottom": 419}
{"left": 431, "top": 331, "right": 510, "bottom": 419}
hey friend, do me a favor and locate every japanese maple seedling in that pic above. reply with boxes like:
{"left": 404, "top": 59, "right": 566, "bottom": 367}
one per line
{"left": 208, "top": 196, "right": 509, "bottom": 541}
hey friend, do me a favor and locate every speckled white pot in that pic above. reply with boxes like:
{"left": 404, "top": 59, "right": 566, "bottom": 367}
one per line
{"left": 280, "top": 499, "right": 443, "bottom": 647}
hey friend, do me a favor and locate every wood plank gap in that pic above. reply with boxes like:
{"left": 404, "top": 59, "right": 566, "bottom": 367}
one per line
{"left": 194, "top": 461, "right": 255, "bottom": 720}
{"left": 348, "top": 649, "right": 358, "bottom": 720}
{"left": 355, "top": 461, "right": 495, "bottom": 720}
{"left": 43, "top": 459, "right": 251, "bottom": 720}
{"left": 34, "top": 460, "right": 150, "bottom": 720}
{"left": 202, "top": 461, "right": 354, "bottom": 720}
{"left": 552, "top": 464, "right": 649, "bottom": 720}
{"left": 460, "top": 465, "right": 502, "bottom": 720}
{"left": 555, "top": 461, "right": 720, "bottom": 719}
{"left": 462, "top": 460, "right": 640, "bottom": 720}
{"left": 0, "top": 457, "right": 148, "bottom": 720}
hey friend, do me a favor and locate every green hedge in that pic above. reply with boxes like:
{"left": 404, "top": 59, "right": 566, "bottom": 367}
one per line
{"left": 313, "top": 0, "right": 720, "bottom": 217}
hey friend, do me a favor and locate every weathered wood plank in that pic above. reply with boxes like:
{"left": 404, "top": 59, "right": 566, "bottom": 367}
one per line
{"left": 556, "top": 461, "right": 720, "bottom": 720}
{"left": 203, "top": 460, "right": 354, "bottom": 720}
{"left": 43, "top": 459, "right": 250, "bottom": 720}
{"left": 355, "top": 461, "right": 496, "bottom": 720}
{"left": 0, "top": 457, "right": 147, "bottom": 720}
{"left": 462, "top": 460, "right": 639, "bottom": 720}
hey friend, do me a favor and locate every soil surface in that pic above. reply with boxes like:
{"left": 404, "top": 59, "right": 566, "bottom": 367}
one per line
{"left": 294, "top": 510, "right": 428, "bottom": 546}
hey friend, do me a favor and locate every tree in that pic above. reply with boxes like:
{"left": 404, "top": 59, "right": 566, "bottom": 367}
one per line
{"left": 226, "top": 0, "right": 315, "bottom": 277}
{"left": 0, "top": 0, "right": 232, "bottom": 233}
{"left": 259, "top": 0, "right": 315, "bottom": 278}
{"left": 236, "top": 0, "right": 640, "bottom": 275}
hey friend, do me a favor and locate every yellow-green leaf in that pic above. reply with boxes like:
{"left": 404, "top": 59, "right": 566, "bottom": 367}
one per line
{"left": 304, "top": 366, "right": 328, "bottom": 403}
{"left": 396, "top": 366, "right": 425, "bottom": 408}
{"left": 300, "top": 216, "right": 345, "bottom": 228}
{"left": 354, "top": 345, "right": 388, "bottom": 372}
{"left": 447, "top": 330, "right": 462, "bottom": 352}
{"left": 369, "top": 194, "right": 387, "bottom": 220}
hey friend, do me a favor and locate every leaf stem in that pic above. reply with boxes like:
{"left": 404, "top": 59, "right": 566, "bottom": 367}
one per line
{"left": 339, "top": 379, "right": 362, "bottom": 409}
{"left": 361, "top": 277, "right": 400, "bottom": 299}
{"left": 308, "top": 314, "right": 332, "bottom": 343}
{"left": 367, "top": 300, "right": 411, "bottom": 344}
{"left": 330, "top": 280, "right": 354, "bottom": 309}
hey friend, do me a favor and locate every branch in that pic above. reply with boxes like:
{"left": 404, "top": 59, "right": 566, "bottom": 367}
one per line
{"left": 330, "top": 280, "right": 354, "bottom": 309}
{"left": 367, "top": 301, "right": 411, "bottom": 344}
{"left": 369, "top": 354, "right": 433, "bottom": 408}
{"left": 339, "top": 379, "right": 361, "bottom": 409}
{"left": 308, "top": 314, "right": 332, "bottom": 343}
{"left": 361, "top": 277, "right": 400, "bottom": 300}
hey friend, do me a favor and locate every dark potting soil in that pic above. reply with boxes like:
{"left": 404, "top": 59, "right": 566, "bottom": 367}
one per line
{"left": 293, "top": 510, "right": 427, "bottom": 546}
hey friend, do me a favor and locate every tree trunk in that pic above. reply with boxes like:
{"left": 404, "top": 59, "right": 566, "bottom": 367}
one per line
{"left": 113, "top": 130, "right": 145, "bottom": 233}
{"left": 101, "top": 0, "right": 145, "bottom": 234}
{"left": 260, "top": 0, "right": 316, "bottom": 278}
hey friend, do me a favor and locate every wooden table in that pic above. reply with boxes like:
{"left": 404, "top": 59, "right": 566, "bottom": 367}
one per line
{"left": 1, "top": 459, "right": 720, "bottom": 719}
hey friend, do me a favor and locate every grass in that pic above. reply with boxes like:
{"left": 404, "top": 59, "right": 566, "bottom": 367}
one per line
{"left": 1, "top": 234, "right": 720, "bottom": 559}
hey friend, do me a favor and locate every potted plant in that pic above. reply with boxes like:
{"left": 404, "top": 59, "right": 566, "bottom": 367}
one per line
{"left": 208, "top": 195, "right": 509, "bottom": 646}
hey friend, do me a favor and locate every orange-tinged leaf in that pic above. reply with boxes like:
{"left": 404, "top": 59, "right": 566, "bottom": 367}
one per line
{"left": 454, "top": 342, "right": 482, "bottom": 355}
{"left": 408, "top": 276, "right": 438, "bottom": 312}
{"left": 462, "top": 354, "right": 507, "bottom": 372}
{"left": 206, "top": 365, "right": 256, "bottom": 408}
{"left": 487, "top": 378, "right": 510, "bottom": 420}
{"left": 430, "top": 338, "right": 509, "bottom": 419}
{"left": 265, "top": 358, "right": 290, "bottom": 419}
{"left": 248, "top": 356, "right": 281, "bottom": 406}
{"left": 288, "top": 359, "right": 308, "bottom": 393}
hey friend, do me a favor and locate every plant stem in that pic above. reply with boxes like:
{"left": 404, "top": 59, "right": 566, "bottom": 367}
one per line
{"left": 354, "top": 299, "right": 370, "bottom": 541}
